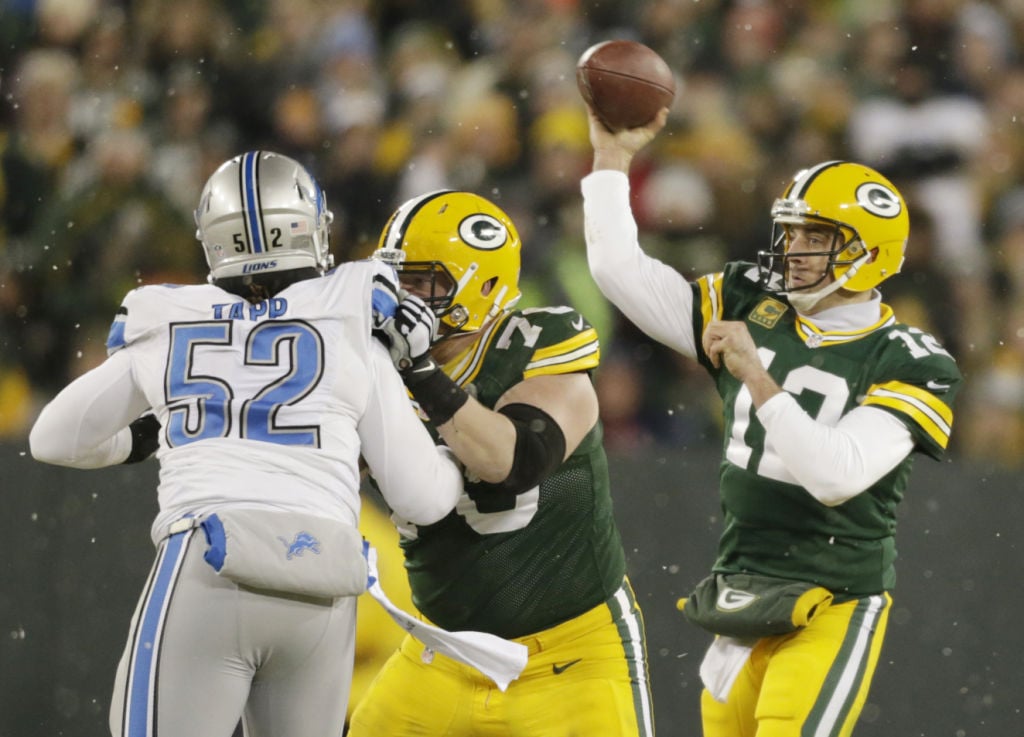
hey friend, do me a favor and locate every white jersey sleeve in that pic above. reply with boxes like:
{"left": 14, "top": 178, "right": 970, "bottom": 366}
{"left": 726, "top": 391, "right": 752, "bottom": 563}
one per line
{"left": 36, "top": 260, "right": 460, "bottom": 542}
{"left": 582, "top": 169, "right": 698, "bottom": 359}
{"left": 358, "top": 340, "right": 463, "bottom": 526}
{"left": 29, "top": 349, "right": 149, "bottom": 468}
{"left": 756, "top": 394, "right": 915, "bottom": 506}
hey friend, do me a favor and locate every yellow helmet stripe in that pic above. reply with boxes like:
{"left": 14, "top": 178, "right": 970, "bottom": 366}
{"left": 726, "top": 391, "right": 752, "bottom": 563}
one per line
{"left": 863, "top": 380, "right": 953, "bottom": 448}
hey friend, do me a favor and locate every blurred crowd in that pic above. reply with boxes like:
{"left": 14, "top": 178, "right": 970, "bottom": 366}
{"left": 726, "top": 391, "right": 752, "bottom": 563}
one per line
{"left": 2, "top": 0, "right": 1023, "bottom": 467}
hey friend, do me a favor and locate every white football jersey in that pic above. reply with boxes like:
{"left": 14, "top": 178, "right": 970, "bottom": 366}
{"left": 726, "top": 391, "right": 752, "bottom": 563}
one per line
{"left": 32, "top": 260, "right": 462, "bottom": 542}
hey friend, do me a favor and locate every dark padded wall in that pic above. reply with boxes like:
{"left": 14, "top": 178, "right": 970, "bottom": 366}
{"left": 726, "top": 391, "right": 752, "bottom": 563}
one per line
{"left": 1, "top": 444, "right": 1019, "bottom": 736}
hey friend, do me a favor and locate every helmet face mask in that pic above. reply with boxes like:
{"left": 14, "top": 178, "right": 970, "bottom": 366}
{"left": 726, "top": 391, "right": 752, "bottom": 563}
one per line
{"left": 195, "top": 151, "right": 334, "bottom": 284}
{"left": 761, "top": 217, "right": 863, "bottom": 293}
{"left": 386, "top": 258, "right": 459, "bottom": 321}
{"left": 757, "top": 160, "right": 908, "bottom": 305}
{"left": 373, "top": 190, "right": 522, "bottom": 338}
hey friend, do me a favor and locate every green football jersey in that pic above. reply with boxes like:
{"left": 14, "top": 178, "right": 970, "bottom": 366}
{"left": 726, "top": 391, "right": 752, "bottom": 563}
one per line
{"left": 691, "top": 262, "right": 963, "bottom": 599}
{"left": 400, "top": 306, "right": 628, "bottom": 638}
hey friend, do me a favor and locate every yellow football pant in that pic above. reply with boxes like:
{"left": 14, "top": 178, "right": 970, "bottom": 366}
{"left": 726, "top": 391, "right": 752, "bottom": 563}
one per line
{"left": 702, "top": 593, "right": 891, "bottom": 737}
{"left": 349, "top": 579, "right": 655, "bottom": 737}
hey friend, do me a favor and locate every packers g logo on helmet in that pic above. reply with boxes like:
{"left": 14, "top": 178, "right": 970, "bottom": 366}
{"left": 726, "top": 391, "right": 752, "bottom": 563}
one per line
{"left": 855, "top": 182, "right": 902, "bottom": 219}
{"left": 758, "top": 160, "right": 909, "bottom": 302}
{"left": 374, "top": 190, "right": 522, "bottom": 336}
{"left": 459, "top": 214, "right": 508, "bottom": 250}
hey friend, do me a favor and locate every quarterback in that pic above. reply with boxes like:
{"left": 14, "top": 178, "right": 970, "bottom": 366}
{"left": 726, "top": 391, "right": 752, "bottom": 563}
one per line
{"left": 348, "top": 191, "right": 655, "bottom": 737}
{"left": 29, "top": 151, "right": 464, "bottom": 737}
{"left": 581, "top": 106, "right": 962, "bottom": 737}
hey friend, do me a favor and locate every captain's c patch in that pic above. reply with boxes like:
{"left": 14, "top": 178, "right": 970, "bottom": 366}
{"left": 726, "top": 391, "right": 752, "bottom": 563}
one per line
{"left": 749, "top": 298, "right": 788, "bottom": 328}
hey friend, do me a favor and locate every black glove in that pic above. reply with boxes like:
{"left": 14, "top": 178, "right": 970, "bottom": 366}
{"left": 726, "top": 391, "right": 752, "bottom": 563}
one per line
{"left": 124, "top": 414, "right": 160, "bottom": 464}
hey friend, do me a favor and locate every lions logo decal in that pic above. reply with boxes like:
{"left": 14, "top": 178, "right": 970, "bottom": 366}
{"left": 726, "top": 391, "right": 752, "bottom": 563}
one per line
{"left": 278, "top": 531, "right": 322, "bottom": 559}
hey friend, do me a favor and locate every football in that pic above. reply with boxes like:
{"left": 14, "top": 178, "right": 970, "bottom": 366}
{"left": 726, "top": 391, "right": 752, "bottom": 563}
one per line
{"left": 576, "top": 40, "right": 675, "bottom": 131}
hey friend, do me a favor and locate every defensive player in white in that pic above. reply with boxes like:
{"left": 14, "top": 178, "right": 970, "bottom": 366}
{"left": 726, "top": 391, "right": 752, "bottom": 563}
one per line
{"left": 29, "top": 150, "right": 464, "bottom": 737}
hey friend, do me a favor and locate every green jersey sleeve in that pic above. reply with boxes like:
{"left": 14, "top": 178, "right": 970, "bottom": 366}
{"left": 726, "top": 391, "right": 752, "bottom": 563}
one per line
{"left": 400, "top": 305, "right": 625, "bottom": 638}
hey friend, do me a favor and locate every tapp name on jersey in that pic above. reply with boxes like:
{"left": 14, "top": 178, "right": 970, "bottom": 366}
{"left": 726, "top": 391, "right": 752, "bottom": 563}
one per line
{"left": 210, "top": 297, "right": 290, "bottom": 321}
{"left": 103, "top": 260, "right": 400, "bottom": 540}
{"left": 109, "top": 288, "right": 295, "bottom": 346}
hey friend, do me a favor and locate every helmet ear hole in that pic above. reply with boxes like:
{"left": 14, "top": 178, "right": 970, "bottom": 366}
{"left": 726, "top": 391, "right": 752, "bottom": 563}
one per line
{"left": 480, "top": 276, "right": 497, "bottom": 297}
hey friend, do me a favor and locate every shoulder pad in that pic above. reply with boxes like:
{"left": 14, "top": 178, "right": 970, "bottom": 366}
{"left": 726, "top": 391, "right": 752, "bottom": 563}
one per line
{"left": 512, "top": 306, "right": 601, "bottom": 378}
{"left": 863, "top": 324, "right": 964, "bottom": 458}
{"left": 105, "top": 284, "right": 221, "bottom": 354}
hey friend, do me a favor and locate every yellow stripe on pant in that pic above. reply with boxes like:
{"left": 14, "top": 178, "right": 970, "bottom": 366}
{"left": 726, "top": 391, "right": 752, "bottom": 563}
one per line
{"left": 701, "top": 592, "right": 891, "bottom": 737}
{"left": 349, "top": 577, "right": 655, "bottom": 737}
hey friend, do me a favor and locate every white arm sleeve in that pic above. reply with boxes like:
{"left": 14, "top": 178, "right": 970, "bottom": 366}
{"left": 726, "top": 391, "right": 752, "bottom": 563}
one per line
{"left": 359, "top": 341, "right": 463, "bottom": 526}
{"left": 582, "top": 169, "right": 698, "bottom": 359}
{"left": 29, "top": 349, "right": 150, "bottom": 468}
{"left": 756, "top": 394, "right": 916, "bottom": 506}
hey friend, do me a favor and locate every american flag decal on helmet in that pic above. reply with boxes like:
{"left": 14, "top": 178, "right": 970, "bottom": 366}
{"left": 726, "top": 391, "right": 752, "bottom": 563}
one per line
{"left": 290, "top": 220, "right": 309, "bottom": 235}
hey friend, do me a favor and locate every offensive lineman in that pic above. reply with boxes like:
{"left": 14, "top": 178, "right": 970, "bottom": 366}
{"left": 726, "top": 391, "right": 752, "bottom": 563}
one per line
{"left": 580, "top": 106, "right": 962, "bottom": 736}
{"left": 29, "top": 151, "right": 464, "bottom": 737}
{"left": 348, "top": 191, "right": 655, "bottom": 737}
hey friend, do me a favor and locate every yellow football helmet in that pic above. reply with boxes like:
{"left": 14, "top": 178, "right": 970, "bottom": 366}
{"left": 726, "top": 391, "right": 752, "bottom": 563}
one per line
{"left": 758, "top": 160, "right": 909, "bottom": 300}
{"left": 373, "top": 190, "right": 522, "bottom": 335}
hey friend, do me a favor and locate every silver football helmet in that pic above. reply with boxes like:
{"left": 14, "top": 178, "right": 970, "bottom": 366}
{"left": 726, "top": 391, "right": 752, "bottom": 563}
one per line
{"left": 194, "top": 150, "right": 334, "bottom": 282}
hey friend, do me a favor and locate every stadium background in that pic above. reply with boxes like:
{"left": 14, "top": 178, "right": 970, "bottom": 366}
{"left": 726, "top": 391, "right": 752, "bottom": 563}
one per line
{"left": 1, "top": 445, "right": 1021, "bottom": 736}
{"left": 2, "top": 1, "right": 1023, "bottom": 734}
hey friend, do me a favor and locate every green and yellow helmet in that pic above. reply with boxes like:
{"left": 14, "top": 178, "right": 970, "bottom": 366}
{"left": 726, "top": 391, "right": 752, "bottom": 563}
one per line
{"left": 759, "top": 160, "right": 909, "bottom": 297}
{"left": 373, "top": 190, "right": 522, "bottom": 335}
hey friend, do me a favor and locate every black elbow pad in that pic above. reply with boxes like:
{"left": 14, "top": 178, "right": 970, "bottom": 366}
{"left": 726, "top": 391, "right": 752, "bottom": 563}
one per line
{"left": 493, "top": 403, "right": 567, "bottom": 495}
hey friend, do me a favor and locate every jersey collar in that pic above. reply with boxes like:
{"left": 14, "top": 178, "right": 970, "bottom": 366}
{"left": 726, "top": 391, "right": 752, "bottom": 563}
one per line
{"left": 444, "top": 313, "right": 510, "bottom": 386}
{"left": 794, "top": 292, "right": 895, "bottom": 347}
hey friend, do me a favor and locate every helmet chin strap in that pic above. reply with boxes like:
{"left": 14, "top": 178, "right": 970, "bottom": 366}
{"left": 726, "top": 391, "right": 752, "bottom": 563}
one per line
{"left": 784, "top": 251, "right": 869, "bottom": 314}
{"left": 785, "top": 279, "right": 841, "bottom": 313}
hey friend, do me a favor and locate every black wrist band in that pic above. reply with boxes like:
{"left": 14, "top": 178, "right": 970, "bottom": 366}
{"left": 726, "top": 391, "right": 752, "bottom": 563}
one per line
{"left": 124, "top": 414, "right": 161, "bottom": 464}
{"left": 402, "top": 356, "right": 469, "bottom": 425}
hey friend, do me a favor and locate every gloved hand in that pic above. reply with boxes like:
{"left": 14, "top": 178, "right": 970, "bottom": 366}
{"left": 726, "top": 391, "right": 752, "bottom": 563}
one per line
{"left": 374, "top": 292, "right": 438, "bottom": 372}
{"left": 124, "top": 413, "right": 160, "bottom": 464}
{"left": 374, "top": 292, "right": 467, "bottom": 424}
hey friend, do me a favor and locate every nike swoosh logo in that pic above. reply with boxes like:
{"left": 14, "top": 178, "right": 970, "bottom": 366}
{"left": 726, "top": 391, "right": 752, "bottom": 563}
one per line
{"left": 552, "top": 658, "right": 582, "bottom": 675}
{"left": 571, "top": 316, "right": 585, "bottom": 331}
{"left": 926, "top": 380, "right": 950, "bottom": 391}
